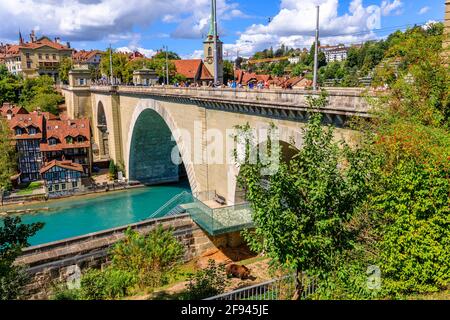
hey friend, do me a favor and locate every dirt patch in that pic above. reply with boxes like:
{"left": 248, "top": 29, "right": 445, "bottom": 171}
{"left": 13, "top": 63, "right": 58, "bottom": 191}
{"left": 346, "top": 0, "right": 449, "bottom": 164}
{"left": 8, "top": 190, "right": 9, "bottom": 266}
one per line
{"left": 194, "top": 245, "right": 256, "bottom": 269}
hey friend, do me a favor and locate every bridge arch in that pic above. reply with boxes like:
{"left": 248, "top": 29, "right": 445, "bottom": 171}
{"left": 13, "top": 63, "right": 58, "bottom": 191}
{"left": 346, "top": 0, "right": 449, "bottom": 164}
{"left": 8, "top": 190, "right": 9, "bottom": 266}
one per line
{"left": 230, "top": 124, "right": 304, "bottom": 204}
{"left": 126, "top": 99, "right": 199, "bottom": 194}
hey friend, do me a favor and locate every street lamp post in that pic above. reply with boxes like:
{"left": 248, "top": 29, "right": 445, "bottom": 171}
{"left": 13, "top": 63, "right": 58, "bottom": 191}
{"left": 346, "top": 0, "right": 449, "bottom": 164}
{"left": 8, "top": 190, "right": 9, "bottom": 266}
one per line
{"left": 164, "top": 45, "right": 169, "bottom": 85}
{"left": 109, "top": 44, "right": 114, "bottom": 85}
{"left": 313, "top": 5, "right": 320, "bottom": 91}
{"left": 212, "top": 0, "right": 219, "bottom": 86}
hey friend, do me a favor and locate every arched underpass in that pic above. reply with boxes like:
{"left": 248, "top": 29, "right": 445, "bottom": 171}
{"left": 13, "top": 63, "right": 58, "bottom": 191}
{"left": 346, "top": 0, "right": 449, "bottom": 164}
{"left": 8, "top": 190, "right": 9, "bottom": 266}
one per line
{"left": 129, "top": 108, "right": 189, "bottom": 186}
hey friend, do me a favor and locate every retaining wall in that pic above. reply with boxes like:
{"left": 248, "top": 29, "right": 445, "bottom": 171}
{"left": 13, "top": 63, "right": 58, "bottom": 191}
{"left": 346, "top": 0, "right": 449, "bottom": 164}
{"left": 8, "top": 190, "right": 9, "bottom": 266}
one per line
{"left": 16, "top": 214, "right": 240, "bottom": 299}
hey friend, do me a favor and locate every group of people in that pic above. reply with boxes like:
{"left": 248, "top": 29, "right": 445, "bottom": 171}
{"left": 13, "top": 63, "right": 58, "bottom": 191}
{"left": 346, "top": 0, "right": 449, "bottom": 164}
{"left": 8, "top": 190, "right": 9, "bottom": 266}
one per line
{"left": 225, "top": 80, "right": 270, "bottom": 90}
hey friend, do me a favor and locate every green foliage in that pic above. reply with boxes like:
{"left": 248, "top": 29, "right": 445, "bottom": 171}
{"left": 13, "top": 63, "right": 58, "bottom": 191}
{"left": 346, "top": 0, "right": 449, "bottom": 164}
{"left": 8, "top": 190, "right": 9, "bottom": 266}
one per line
{"left": 19, "top": 76, "right": 63, "bottom": 114}
{"left": 291, "top": 64, "right": 311, "bottom": 77}
{"left": 100, "top": 49, "right": 130, "bottom": 83}
{"left": 235, "top": 92, "right": 373, "bottom": 298}
{"left": 153, "top": 51, "right": 181, "bottom": 60}
{"left": 373, "top": 159, "right": 449, "bottom": 295}
{"left": 172, "top": 73, "right": 187, "bottom": 85}
{"left": 110, "top": 226, "right": 184, "bottom": 289}
{"left": 108, "top": 160, "right": 117, "bottom": 180}
{"left": 353, "top": 22, "right": 450, "bottom": 297}
{"left": 51, "top": 285, "right": 81, "bottom": 300}
{"left": 79, "top": 268, "right": 137, "bottom": 300}
{"left": 100, "top": 50, "right": 179, "bottom": 84}
{"left": 0, "top": 119, "right": 17, "bottom": 191}
{"left": 0, "top": 66, "right": 21, "bottom": 105}
{"left": 26, "top": 92, "right": 63, "bottom": 115}
{"left": 58, "top": 57, "right": 73, "bottom": 84}
{"left": 223, "top": 60, "right": 234, "bottom": 83}
{"left": 0, "top": 217, "right": 44, "bottom": 299}
{"left": 182, "top": 259, "right": 229, "bottom": 300}
{"left": 373, "top": 23, "right": 449, "bottom": 126}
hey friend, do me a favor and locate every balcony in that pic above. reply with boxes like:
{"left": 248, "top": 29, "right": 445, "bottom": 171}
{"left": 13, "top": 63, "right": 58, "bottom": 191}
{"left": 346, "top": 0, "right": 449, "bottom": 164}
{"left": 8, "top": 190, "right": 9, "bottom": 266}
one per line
{"left": 147, "top": 191, "right": 254, "bottom": 236}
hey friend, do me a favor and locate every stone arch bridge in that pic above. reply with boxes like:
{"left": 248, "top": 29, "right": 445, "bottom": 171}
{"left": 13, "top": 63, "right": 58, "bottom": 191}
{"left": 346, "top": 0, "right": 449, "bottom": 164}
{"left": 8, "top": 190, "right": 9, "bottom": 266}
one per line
{"left": 62, "top": 85, "right": 371, "bottom": 207}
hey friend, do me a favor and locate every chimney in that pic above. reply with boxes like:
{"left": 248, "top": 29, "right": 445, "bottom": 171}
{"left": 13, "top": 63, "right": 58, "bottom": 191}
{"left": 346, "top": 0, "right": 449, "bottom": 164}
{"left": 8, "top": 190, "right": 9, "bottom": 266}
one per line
{"left": 66, "top": 41, "right": 71, "bottom": 48}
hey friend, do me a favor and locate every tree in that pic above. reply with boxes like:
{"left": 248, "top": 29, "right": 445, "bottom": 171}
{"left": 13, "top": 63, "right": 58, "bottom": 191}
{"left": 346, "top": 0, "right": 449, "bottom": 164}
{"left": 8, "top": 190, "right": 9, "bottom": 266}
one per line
{"left": 58, "top": 57, "right": 73, "bottom": 84}
{"left": 152, "top": 50, "right": 181, "bottom": 60}
{"left": 100, "top": 49, "right": 129, "bottom": 83}
{"left": 363, "top": 22, "right": 450, "bottom": 296}
{"left": 0, "top": 118, "right": 17, "bottom": 192}
{"left": 0, "top": 217, "right": 44, "bottom": 299}
{"left": 306, "top": 42, "right": 326, "bottom": 68}
{"left": 235, "top": 92, "right": 372, "bottom": 299}
{"left": 291, "top": 64, "right": 311, "bottom": 77}
{"left": 108, "top": 160, "right": 117, "bottom": 180}
{"left": 223, "top": 60, "right": 234, "bottom": 83}
{"left": 19, "top": 75, "right": 64, "bottom": 114}
{"left": 0, "top": 65, "right": 21, "bottom": 105}
{"left": 110, "top": 226, "right": 184, "bottom": 289}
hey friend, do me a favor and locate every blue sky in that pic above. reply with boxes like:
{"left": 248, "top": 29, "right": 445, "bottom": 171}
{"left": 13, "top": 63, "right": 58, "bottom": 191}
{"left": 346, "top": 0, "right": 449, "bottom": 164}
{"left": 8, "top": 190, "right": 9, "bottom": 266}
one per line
{"left": 0, "top": 0, "right": 445, "bottom": 58}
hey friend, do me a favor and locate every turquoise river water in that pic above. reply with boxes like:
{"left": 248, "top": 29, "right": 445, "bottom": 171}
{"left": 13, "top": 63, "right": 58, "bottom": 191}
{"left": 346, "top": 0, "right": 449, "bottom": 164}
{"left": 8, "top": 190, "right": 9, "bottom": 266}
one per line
{"left": 1, "top": 182, "right": 191, "bottom": 246}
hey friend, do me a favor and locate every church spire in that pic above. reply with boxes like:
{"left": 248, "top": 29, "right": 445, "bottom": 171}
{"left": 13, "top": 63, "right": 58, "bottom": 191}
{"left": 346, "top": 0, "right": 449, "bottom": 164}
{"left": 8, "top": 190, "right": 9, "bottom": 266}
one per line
{"left": 206, "top": 0, "right": 215, "bottom": 40}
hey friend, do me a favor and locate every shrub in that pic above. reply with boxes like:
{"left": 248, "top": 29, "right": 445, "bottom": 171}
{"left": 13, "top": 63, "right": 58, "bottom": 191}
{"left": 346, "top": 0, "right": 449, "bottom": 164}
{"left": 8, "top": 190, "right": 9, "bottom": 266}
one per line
{"left": 51, "top": 285, "right": 81, "bottom": 300}
{"left": 80, "top": 268, "right": 137, "bottom": 300}
{"left": 182, "top": 259, "right": 229, "bottom": 300}
{"left": 110, "top": 226, "right": 184, "bottom": 289}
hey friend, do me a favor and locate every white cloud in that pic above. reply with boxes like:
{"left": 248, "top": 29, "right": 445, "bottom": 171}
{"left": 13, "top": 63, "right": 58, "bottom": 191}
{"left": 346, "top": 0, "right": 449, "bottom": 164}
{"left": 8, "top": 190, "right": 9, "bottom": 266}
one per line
{"left": 418, "top": 6, "right": 430, "bottom": 15}
{"left": 181, "top": 50, "right": 204, "bottom": 59}
{"left": 224, "top": 0, "right": 383, "bottom": 58}
{"left": 380, "top": 0, "right": 403, "bottom": 16}
{"left": 116, "top": 46, "right": 157, "bottom": 58}
{"left": 0, "top": 0, "right": 241, "bottom": 42}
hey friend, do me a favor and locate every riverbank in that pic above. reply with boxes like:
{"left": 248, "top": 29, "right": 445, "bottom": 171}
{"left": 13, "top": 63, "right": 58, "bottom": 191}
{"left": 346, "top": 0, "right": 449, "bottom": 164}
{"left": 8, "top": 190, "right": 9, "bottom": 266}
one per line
{"left": 0, "top": 183, "right": 146, "bottom": 215}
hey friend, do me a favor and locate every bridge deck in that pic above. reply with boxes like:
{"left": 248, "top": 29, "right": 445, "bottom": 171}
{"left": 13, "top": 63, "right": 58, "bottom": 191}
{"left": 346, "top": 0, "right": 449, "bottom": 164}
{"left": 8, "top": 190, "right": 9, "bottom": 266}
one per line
{"left": 85, "top": 85, "right": 373, "bottom": 118}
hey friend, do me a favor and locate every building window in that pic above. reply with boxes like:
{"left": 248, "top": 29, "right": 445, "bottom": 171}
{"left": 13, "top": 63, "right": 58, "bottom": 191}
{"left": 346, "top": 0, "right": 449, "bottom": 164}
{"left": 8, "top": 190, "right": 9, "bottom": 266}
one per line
{"left": 27, "top": 62, "right": 32, "bottom": 69}
{"left": 48, "top": 138, "right": 57, "bottom": 145}
{"left": 48, "top": 185, "right": 52, "bottom": 192}
{"left": 15, "top": 128, "right": 22, "bottom": 135}
{"left": 208, "top": 47, "right": 212, "bottom": 57}
{"left": 79, "top": 78, "right": 85, "bottom": 85}
{"left": 55, "top": 184, "right": 60, "bottom": 191}
{"left": 72, "top": 181, "right": 78, "bottom": 188}
{"left": 29, "top": 127, "right": 37, "bottom": 135}
{"left": 53, "top": 54, "right": 57, "bottom": 60}
{"left": 66, "top": 136, "right": 73, "bottom": 144}
{"left": 46, "top": 54, "right": 49, "bottom": 60}
{"left": 62, "top": 183, "right": 66, "bottom": 190}
{"left": 26, "top": 53, "right": 30, "bottom": 59}
{"left": 39, "top": 54, "right": 42, "bottom": 59}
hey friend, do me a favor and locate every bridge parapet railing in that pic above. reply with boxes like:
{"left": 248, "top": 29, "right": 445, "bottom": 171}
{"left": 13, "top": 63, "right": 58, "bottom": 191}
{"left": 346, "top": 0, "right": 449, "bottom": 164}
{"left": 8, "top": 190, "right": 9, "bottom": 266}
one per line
{"left": 204, "top": 273, "right": 317, "bottom": 300}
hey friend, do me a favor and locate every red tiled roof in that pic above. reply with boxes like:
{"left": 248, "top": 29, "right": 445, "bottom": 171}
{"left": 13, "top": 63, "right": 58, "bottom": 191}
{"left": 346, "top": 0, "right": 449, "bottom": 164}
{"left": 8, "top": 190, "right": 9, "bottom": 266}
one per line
{"left": 234, "top": 70, "right": 272, "bottom": 85}
{"left": 8, "top": 112, "right": 44, "bottom": 140}
{"left": 21, "top": 37, "right": 71, "bottom": 51}
{"left": 40, "top": 118, "right": 90, "bottom": 152}
{"left": 0, "top": 103, "right": 28, "bottom": 118}
{"left": 284, "top": 76, "right": 313, "bottom": 88}
{"left": 40, "top": 160, "right": 84, "bottom": 174}
{"left": 73, "top": 50, "right": 102, "bottom": 62}
{"left": 4, "top": 37, "right": 72, "bottom": 59}
{"left": 173, "top": 59, "right": 213, "bottom": 81}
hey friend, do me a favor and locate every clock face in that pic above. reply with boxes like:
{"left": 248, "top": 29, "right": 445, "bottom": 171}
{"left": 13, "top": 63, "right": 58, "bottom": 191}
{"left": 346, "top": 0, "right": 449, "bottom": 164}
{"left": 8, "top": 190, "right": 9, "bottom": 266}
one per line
{"left": 206, "top": 57, "right": 213, "bottom": 64}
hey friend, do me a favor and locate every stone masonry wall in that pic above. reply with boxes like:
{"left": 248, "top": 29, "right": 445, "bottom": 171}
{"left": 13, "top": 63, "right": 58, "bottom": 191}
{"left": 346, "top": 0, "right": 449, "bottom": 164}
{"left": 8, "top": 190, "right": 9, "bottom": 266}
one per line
{"left": 17, "top": 215, "right": 229, "bottom": 300}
